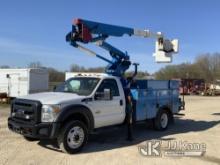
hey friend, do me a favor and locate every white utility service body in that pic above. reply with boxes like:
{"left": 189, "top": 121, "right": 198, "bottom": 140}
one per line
{"left": 0, "top": 68, "right": 48, "bottom": 97}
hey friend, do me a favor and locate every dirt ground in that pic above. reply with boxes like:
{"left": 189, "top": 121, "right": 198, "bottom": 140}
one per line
{"left": 0, "top": 96, "right": 220, "bottom": 165}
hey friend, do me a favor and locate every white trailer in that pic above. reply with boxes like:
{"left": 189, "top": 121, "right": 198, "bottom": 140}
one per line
{"left": 0, "top": 68, "right": 49, "bottom": 97}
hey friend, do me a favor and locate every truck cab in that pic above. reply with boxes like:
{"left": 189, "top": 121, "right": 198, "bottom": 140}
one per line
{"left": 54, "top": 73, "right": 126, "bottom": 128}
{"left": 8, "top": 73, "right": 127, "bottom": 153}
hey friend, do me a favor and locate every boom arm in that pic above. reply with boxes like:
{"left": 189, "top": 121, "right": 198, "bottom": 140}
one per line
{"left": 66, "top": 18, "right": 179, "bottom": 77}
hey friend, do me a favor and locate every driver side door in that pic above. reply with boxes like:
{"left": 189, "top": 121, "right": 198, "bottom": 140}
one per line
{"left": 89, "top": 79, "right": 124, "bottom": 128}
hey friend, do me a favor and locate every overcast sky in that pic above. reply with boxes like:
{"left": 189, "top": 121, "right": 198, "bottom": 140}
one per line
{"left": 0, "top": 0, "right": 220, "bottom": 73}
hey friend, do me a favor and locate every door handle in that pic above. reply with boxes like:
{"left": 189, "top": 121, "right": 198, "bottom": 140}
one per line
{"left": 120, "top": 99, "right": 123, "bottom": 106}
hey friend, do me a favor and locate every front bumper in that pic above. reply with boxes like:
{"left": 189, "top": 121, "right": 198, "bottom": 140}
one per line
{"left": 8, "top": 117, "right": 60, "bottom": 139}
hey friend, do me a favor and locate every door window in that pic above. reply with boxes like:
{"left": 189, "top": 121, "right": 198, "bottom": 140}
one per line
{"left": 97, "top": 79, "right": 119, "bottom": 96}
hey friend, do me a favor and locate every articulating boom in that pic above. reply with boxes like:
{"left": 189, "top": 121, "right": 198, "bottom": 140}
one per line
{"left": 66, "top": 18, "right": 179, "bottom": 77}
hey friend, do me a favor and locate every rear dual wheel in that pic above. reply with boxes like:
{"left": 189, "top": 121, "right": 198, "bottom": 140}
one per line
{"left": 154, "top": 109, "right": 171, "bottom": 131}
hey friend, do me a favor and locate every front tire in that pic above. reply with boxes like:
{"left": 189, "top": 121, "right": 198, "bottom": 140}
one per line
{"left": 58, "top": 120, "right": 88, "bottom": 154}
{"left": 154, "top": 109, "right": 170, "bottom": 131}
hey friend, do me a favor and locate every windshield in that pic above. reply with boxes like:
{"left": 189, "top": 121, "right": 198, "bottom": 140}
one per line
{"left": 55, "top": 77, "right": 100, "bottom": 96}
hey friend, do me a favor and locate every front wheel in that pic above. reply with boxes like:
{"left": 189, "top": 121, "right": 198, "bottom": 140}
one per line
{"left": 154, "top": 109, "right": 170, "bottom": 131}
{"left": 57, "top": 120, "right": 88, "bottom": 154}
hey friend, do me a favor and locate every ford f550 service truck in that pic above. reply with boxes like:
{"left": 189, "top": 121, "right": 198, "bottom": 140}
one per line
{"left": 8, "top": 19, "right": 184, "bottom": 154}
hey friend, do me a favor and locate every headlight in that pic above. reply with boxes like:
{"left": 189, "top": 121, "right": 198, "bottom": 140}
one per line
{"left": 41, "top": 105, "right": 61, "bottom": 122}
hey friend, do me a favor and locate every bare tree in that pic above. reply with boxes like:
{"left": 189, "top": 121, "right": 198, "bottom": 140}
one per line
{"left": 47, "top": 67, "right": 65, "bottom": 82}
{"left": 70, "top": 64, "right": 105, "bottom": 73}
{"left": 28, "top": 61, "right": 43, "bottom": 68}
{"left": 155, "top": 53, "right": 220, "bottom": 82}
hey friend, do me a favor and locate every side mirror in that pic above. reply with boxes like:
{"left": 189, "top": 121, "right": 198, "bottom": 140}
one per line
{"left": 103, "top": 88, "right": 112, "bottom": 100}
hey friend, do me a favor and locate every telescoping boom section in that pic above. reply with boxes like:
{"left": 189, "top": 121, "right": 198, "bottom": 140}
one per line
{"left": 66, "top": 18, "right": 179, "bottom": 77}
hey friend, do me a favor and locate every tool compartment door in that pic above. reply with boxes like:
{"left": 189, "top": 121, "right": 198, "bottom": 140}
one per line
{"left": 170, "top": 80, "right": 180, "bottom": 113}
{"left": 136, "top": 89, "right": 157, "bottom": 121}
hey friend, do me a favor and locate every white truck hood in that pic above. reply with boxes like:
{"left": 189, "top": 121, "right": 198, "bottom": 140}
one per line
{"left": 18, "top": 92, "right": 85, "bottom": 105}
